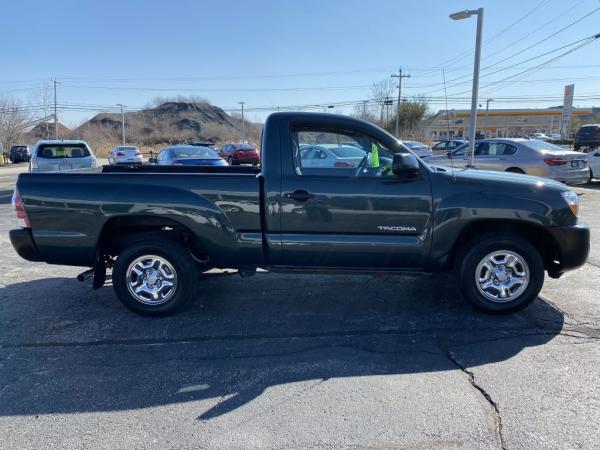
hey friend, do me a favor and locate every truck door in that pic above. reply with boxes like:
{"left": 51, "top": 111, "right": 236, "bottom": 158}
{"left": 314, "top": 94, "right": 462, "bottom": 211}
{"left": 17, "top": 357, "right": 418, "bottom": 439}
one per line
{"left": 276, "top": 124, "right": 433, "bottom": 269}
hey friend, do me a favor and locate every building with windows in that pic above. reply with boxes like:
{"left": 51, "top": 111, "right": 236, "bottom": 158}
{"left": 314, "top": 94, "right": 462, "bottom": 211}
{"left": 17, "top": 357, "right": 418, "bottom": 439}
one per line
{"left": 426, "top": 107, "right": 593, "bottom": 139}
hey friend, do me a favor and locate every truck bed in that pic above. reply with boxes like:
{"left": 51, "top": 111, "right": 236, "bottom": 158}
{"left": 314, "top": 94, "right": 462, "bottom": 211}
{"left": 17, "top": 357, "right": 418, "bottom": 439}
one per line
{"left": 16, "top": 167, "right": 263, "bottom": 267}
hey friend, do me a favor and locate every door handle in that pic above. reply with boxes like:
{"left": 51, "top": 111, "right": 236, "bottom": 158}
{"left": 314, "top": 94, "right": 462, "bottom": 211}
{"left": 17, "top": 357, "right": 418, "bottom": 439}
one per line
{"left": 284, "top": 190, "right": 316, "bottom": 202}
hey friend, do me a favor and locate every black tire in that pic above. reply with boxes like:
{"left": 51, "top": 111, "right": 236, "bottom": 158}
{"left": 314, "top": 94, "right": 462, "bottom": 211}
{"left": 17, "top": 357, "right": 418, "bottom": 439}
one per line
{"left": 459, "top": 233, "right": 544, "bottom": 314}
{"left": 112, "top": 239, "right": 198, "bottom": 316}
{"left": 588, "top": 169, "right": 594, "bottom": 184}
{"left": 506, "top": 167, "right": 525, "bottom": 174}
{"left": 227, "top": 156, "right": 234, "bottom": 166}
{"left": 574, "top": 143, "right": 581, "bottom": 151}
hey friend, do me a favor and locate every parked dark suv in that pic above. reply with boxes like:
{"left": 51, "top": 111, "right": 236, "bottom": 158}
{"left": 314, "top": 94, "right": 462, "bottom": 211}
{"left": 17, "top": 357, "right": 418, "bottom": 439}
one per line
{"left": 9, "top": 145, "right": 31, "bottom": 163}
{"left": 574, "top": 124, "right": 600, "bottom": 151}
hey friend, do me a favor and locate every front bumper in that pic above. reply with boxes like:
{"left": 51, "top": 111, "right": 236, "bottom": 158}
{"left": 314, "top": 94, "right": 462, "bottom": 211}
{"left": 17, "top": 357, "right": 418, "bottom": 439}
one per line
{"left": 9, "top": 228, "right": 42, "bottom": 262}
{"left": 546, "top": 222, "right": 590, "bottom": 273}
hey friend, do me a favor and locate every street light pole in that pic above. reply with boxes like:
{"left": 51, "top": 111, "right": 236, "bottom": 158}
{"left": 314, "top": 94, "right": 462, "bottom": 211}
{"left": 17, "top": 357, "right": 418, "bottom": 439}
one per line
{"left": 239, "top": 102, "right": 245, "bottom": 142}
{"left": 450, "top": 7, "right": 483, "bottom": 168}
{"left": 117, "top": 104, "right": 125, "bottom": 145}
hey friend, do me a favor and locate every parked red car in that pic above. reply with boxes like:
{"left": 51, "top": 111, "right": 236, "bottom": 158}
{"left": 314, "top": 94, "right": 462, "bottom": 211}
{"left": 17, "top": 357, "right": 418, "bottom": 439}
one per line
{"left": 219, "top": 143, "right": 260, "bottom": 165}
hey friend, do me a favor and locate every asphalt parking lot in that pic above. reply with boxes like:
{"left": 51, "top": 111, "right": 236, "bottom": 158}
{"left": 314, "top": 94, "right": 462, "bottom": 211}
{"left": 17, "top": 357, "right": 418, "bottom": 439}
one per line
{"left": 1, "top": 164, "right": 599, "bottom": 449}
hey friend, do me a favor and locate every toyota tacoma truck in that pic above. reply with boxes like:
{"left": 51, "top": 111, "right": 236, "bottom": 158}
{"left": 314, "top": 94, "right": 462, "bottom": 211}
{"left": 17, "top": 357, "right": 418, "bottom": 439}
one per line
{"left": 9, "top": 113, "right": 590, "bottom": 315}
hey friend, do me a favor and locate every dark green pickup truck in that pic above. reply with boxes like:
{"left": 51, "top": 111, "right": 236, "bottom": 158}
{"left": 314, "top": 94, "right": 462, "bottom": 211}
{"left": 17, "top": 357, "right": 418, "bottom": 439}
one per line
{"left": 10, "top": 113, "right": 590, "bottom": 315}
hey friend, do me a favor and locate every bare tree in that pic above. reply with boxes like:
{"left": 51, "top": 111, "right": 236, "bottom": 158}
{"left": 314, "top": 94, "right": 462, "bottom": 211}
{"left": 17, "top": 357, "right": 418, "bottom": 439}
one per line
{"left": 29, "top": 81, "right": 53, "bottom": 139}
{"left": 0, "top": 97, "right": 33, "bottom": 156}
{"left": 371, "top": 80, "right": 395, "bottom": 126}
{"left": 351, "top": 102, "right": 378, "bottom": 123}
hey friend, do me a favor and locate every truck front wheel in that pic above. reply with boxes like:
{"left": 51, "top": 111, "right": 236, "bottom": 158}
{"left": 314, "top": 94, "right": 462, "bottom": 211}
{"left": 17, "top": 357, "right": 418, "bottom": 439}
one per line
{"left": 112, "top": 240, "right": 198, "bottom": 316}
{"left": 459, "top": 234, "right": 544, "bottom": 314}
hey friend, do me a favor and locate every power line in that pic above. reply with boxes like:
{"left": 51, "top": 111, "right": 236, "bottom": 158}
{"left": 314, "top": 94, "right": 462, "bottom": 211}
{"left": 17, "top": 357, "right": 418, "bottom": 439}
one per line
{"left": 428, "top": 32, "right": 599, "bottom": 97}
{"left": 425, "top": 6, "right": 600, "bottom": 95}
{"left": 482, "top": 0, "right": 585, "bottom": 62}
{"left": 415, "top": 0, "right": 552, "bottom": 76}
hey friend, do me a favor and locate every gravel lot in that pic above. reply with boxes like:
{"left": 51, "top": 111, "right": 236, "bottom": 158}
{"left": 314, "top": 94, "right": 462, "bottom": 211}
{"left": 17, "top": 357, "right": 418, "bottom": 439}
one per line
{"left": 1, "top": 164, "right": 599, "bottom": 449}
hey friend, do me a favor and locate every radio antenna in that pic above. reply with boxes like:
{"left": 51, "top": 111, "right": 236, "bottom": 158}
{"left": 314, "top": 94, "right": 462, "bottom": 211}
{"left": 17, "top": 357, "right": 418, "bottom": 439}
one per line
{"left": 442, "top": 68, "right": 455, "bottom": 180}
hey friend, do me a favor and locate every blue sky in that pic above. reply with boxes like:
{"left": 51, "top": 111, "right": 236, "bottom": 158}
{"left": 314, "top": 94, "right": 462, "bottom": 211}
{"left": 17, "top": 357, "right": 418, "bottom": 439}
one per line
{"left": 1, "top": 0, "right": 599, "bottom": 126}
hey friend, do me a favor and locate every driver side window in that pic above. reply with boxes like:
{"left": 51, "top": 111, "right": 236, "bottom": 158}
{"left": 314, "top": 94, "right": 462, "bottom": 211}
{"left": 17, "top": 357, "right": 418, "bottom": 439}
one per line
{"left": 291, "top": 127, "right": 392, "bottom": 177}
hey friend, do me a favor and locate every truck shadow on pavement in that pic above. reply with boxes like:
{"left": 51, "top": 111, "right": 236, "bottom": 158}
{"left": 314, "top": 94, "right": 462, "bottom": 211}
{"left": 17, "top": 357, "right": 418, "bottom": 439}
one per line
{"left": 0, "top": 272, "right": 565, "bottom": 419}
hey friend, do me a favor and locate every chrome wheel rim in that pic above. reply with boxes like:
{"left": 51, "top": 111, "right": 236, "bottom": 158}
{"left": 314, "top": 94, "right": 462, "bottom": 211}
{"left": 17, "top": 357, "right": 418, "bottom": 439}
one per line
{"left": 126, "top": 255, "right": 177, "bottom": 305}
{"left": 475, "top": 250, "right": 529, "bottom": 303}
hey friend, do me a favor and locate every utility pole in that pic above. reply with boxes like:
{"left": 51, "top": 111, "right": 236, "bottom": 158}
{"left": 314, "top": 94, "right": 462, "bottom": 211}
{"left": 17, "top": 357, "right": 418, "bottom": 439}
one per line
{"left": 362, "top": 100, "right": 367, "bottom": 119}
{"left": 391, "top": 68, "right": 410, "bottom": 137}
{"left": 239, "top": 102, "right": 245, "bottom": 142}
{"left": 117, "top": 104, "right": 126, "bottom": 145}
{"left": 53, "top": 79, "right": 59, "bottom": 139}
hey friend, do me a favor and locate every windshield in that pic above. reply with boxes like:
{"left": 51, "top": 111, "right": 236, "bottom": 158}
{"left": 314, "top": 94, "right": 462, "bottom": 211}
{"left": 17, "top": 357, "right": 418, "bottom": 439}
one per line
{"left": 172, "top": 147, "right": 220, "bottom": 159}
{"left": 37, "top": 144, "right": 91, "bottom": 159}
{"left": 236, "top": 144, "right": 256, "bottom": 150}
{"left": 116, "top": 146, "right": 138, "bottom": 152}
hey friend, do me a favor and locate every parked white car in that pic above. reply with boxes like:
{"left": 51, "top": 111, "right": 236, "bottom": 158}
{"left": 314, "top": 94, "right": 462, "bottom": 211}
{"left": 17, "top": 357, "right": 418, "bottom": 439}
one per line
{"left": 29, "top": 140, "right": 98, "bottom": 172}
{"left": 530, "top": 132, "right": 550, "bottom": 141}
{"left": 108, "top": 145, "right": 143, "bottom": 165}
{"left": 549, "top": 133, "right": 562, "bottom": 141}
{"left": 299, "top": 144, "right": 366, "bottom": 168}
{"left": 587, "top": 148, "right": 600, "bottom": 181}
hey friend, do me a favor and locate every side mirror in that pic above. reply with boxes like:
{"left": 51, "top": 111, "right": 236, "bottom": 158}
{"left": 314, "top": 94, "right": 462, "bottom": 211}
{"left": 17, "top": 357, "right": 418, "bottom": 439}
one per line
{"left": 392, "top": 153, "right": 420, "bottom": 177}
{"left": 148, "top": 157, "right": 156, "bottom": 163}
{"left": 446, "top": 151, "right": 453, "bottom": 159}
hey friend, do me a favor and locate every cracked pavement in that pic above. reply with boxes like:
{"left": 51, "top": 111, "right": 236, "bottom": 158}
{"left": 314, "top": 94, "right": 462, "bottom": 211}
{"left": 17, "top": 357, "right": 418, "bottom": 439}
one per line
{"left": 1, "top": 165, "right": 599, "bottom": 449}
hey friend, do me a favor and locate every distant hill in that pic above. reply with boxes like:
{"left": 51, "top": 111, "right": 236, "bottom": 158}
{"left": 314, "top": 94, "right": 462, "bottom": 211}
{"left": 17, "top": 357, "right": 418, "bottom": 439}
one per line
{"left": 27, "top": 122, "right": 71, "bottom": 141}
{"left": 72, "top": 101, "right": 257, "bottom": 147}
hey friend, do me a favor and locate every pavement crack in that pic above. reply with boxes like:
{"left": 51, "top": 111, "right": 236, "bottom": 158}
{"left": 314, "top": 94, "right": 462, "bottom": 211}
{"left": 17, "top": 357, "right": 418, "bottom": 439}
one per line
{"left": 586, "top": 260, "right": 600, "bottom": 269}
{"left": 538, "top": 295, "right": 600, "bottom": 328}
{"left": 446, "top": 350, "right": 506, "bottom": 450}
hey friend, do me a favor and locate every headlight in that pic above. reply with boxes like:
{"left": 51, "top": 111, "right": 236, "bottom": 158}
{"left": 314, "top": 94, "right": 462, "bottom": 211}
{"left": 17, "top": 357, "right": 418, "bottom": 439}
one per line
{"left": 561, "top": 190, "right": 579, "bottom": 216}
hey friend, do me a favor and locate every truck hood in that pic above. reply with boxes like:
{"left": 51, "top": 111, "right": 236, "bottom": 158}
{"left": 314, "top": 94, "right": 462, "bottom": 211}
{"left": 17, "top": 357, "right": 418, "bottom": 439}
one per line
{"left": 447, "top": 167, "right": 570, "bottom": 192}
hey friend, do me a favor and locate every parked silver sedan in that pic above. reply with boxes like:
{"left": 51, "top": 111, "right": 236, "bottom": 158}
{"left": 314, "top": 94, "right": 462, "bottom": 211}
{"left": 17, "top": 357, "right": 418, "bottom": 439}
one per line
{"left": 423, "top": 138, "right": 590, "bottom": 185}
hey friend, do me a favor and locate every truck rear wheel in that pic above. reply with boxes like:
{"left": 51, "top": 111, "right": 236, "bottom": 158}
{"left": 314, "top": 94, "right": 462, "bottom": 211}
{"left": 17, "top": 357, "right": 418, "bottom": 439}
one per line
{"left": 458, "top": 233, "right": 544, "bottom": 314}
{"left": 112, "top": 240, "right": 198, "bottom": 316}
